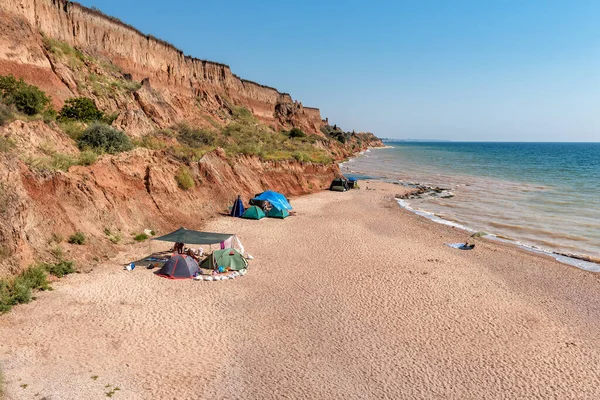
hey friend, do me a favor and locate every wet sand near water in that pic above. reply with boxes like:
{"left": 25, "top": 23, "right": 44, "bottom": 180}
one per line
{"left": 2, "top": 181, "right": 600, "bottom": 399}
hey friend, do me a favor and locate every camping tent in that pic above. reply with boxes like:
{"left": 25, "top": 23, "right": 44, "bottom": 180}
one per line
{"left": 330, "top": 177, "right": 349, "bottom": 192}
{"left": 200, "top": 248, "right": 248, "bottom": 271}
{"left": 252, "top": 190, "right": 292, "bottom": 210}
{"left": 230, "top": 195, "right": 245, "bottom": 218}
{"left": 156, "top": 254, "right": 199, "bottom": 279}
{"left": 242, "top": 205, "right": 266, "bottom": 220}
{"left": 267, "top": 207, "right": 289, "bottom": 219}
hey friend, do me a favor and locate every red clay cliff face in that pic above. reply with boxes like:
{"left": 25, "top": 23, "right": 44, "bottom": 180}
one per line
{"left": 0, "top": 0, "right": 324, "bottom": 135}
{"left": 0, "top": 129, "right": 339, "bottom": 276}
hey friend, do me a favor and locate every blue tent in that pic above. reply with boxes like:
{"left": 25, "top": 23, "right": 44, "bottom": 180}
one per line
{"left": 230, "top": 195, "right": 245, "bottom": 218}
{"left": 253, "top": 190, "right": 292, "bottom": 210}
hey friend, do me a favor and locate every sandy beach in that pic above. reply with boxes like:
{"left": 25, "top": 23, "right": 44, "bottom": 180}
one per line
{"left": 2, "top": 181, "right": 600, "bottom": 399}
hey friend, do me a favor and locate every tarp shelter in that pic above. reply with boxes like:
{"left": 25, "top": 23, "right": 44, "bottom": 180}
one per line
{"left": 253, "top": 190, "right": 292, "bottom": 210}
{"left": 156, "top": 254, "right": 199, "bottom": 279}
{"left": 330, "top": 177, "right": 349, "bottom": 192}
{"left": 267, "top": 207, "right": 289, "bottom": 219}
{"left": 242, "top": 205, "right": 266, "bottom": 220}
{"left": 230, "top": 195, "right": 245, "bottom": 218}
{"left": 200, "top": 248, "right": 248, "bottom": 271}
{"left": 153, "top": 228, "right": 233, "bottom": 245}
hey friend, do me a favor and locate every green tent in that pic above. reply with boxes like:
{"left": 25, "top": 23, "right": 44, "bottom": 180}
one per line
{"left": 242, "top": 205, "right": 265, "bottom": 220}
{"left": 200, "top": 248, "right": 248, "bottom": 271}
{"left": 267, "top": 207, "right": 289, "bottom": 219}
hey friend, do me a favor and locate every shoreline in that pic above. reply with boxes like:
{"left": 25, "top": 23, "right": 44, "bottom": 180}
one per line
{"left": 341, "top": 147, "right": 600, "bottom": 273}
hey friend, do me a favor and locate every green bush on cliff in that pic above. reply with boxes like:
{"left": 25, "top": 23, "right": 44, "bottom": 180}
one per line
{"left": 175, "top": 166, "right": 195, "bottom": 190}
{"left": 288, "top": 127, "right": 306, "bottom": 138}
{"left": 78, "top": 123, "right": 133, "bottom": 154}
{"left": 59, "top": 97, "right": 104, "bottom": 122}
{"left": 68, "top": 231, "right": 86, "bottom": 245}
{"left": 177, "top": 123, "right": 217, "bottom": 147}
{"left": 0, "top": 74, "right": 53, "bottom": 116}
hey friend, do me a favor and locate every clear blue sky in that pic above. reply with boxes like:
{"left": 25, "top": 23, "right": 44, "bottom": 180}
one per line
{"left": 78, "top": 0, "right": 600, "bottom": 141}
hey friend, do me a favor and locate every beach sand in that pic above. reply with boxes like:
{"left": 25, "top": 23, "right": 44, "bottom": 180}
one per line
{"left": 2, "top": 181, "right": 600, "bottom": 399}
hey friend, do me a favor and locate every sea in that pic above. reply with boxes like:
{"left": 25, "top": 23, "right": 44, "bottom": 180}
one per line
{"left": 342, "top": 142, "right": 600, "bottom": 271}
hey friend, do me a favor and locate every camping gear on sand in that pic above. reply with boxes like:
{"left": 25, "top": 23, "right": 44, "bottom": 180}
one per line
{"left": 348, "top": 178, "right": 358, "bottom": 189}
{"left": 230, "top": 195, "right": 245, "bottom": 218}
{"left": 446, "top": 243, "right": 475, "bottom": 250}
{"left": 252, "top": 190, "right": 292, "bottom": 210}
{"left": 156, "top": 254, "right": 200, "bottom": 279}
{"left": 267, "top": 206, "right": 289, "bottom": 219}
{"left": 242, "top": 205, "right": 266, "bottom": 220}
{"left": 200, "top": 248, "right": 248, "bottom": 271}
{"left": 330, "top": 177, "right": 350, "bottom": 192}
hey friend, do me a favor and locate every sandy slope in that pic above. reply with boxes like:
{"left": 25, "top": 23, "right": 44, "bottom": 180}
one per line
{"left": 1, "top": 181, "right": 600, "bottom": 399}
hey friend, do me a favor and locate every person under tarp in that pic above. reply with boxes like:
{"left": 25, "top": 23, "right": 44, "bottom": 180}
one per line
{"left": 252, "top": 190, "right": 292, "bottom": 211}
{"left": 152, "top": 227, "right": 246, "bottom": 256}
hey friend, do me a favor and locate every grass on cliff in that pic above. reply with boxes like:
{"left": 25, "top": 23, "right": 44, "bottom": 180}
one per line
{"left": 136, "top": 106, "right": 333, "bottom": 164}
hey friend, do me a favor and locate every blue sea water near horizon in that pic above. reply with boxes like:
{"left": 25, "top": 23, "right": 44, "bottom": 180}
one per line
{"left": 341, "top": 142, "right": 600, "bottom": 271}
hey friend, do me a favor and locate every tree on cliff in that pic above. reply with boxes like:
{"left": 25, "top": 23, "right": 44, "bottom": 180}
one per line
{"left": 0, "top": 74, "right": 53, "bottom": 116}
{"left": 59, "top": 97, "right": 104, "bottom": 122}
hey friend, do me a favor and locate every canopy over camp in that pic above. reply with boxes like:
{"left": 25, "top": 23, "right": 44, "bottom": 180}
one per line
{"left": 253, "top": 190, "right": 292, "bottom": 210}
{"left": 153, "top": 227, "right": 233, "bottom": 245}
{"left": 156, "top": 254, "right": 199, "bottom": 279}
{"left": 267, "top": 207, "right": 289, "bottom": 219}
{"left": 200, "top": 248, "right": 248, "bottom": 271}
{"left": 242, "top": 205, "right": 266, "bottom": 220}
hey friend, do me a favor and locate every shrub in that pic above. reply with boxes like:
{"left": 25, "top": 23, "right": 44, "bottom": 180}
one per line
{"left": 59, "top": 97, "right": 104, "bottom": 122}
{"left": 289, "top": 127, "right": 306, "bottom": 138}
{"left": 0, "top": 74, "right": 53, "bottom": 116}
{"left": 175, "top": 166, "right": 195, "bottom": 190}
{"left": 104, "top": 228, "right": 122, "bottom": 244}
{"left": 176, "top": 123, "right": 216, "bottom": 147}
{"left": 16, "top": 265, "right": 50, "bottom": 292}
{"left": 0, "top": 137, "right": 14, "bottom": 153}
{"left": 134, "top": 233, "right": 149, "bottom": 242}
{"left": 59, "top": 120, "right": 87, "bottom": 140}
{"left": 77, "top": 123, "right": 133, "bottom": 154}
{"left": 43, "top": 260, "right": 76, "bottom": 278}
{"left": 49, "top": 245, "right": 64, "bottom": 260}
{"left": 0, "top": 103, "right": 14, "bottom": 126}
{"left": 24, "top": 153, "right": 78, "bottom": 172}
{"left": 68, "top": 231, "right": 86, "bottom": 245}
{"left": 78, "top": 150, "right": 98, "bottom": 166}
{"left": 0, "top": 265, "right": 51, "bottom": 314}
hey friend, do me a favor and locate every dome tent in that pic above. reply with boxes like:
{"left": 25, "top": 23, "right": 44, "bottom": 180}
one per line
{"left": 200, "top": 248, "right": 248, "bottom": 271}
{"left": 252, "top": 190, "right": 292, "bottom": 210}
{"left": 156, "top": 254, "right": 199, "bottom": 279}
{"left": 242, "top": 205, "right": 266, "bottom": 220}
{"left": 267, "top": 207, "right": 289, "bottom": 219}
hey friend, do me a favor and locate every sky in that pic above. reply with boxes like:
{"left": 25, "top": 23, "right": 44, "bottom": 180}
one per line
{"left": 76, "top": 0, "right": 600, "bottom": 142}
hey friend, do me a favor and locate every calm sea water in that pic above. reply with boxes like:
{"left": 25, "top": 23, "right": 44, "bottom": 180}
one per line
{"left": 342, "top": 142, "right": 600, "bottom": 268}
